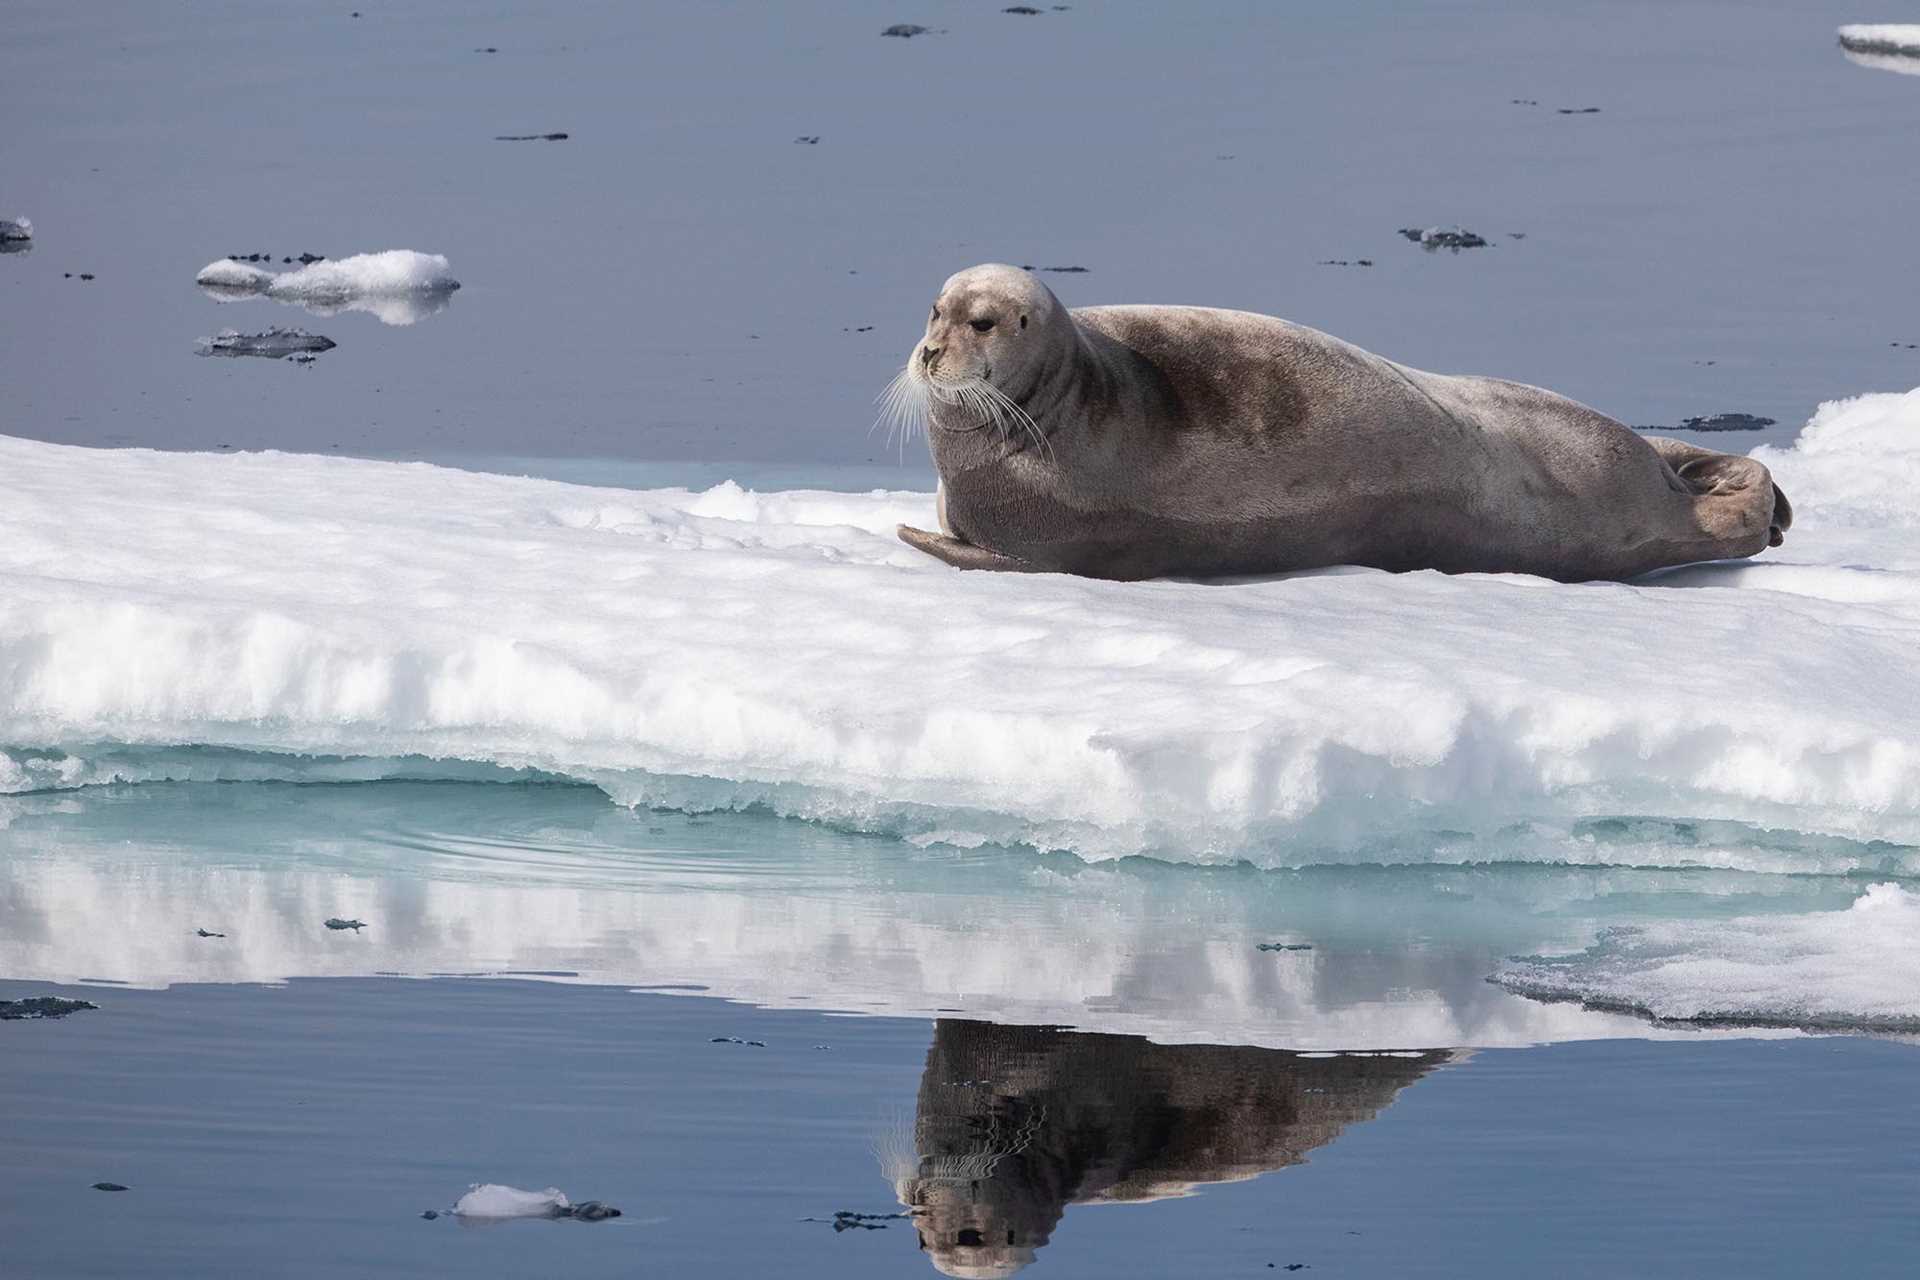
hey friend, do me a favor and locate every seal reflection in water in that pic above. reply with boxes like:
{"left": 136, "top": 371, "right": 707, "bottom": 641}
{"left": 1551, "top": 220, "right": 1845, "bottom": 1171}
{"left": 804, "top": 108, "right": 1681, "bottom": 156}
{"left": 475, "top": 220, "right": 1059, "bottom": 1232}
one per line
{"left": 887, "top": 264, "right": 1791, "bottom": 581}
{"left": 882, "top": 1020, "right": 1451, "bottom": 1277}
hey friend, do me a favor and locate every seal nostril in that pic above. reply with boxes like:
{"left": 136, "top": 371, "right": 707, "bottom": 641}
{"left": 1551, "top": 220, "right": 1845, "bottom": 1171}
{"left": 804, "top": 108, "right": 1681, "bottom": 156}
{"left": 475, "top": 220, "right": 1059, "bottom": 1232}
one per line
{"left": 922, "top": 345, "right": 940, "bottom": 368}
{"left": 955, "top": 1229, "right": 985, "bottom": 1247}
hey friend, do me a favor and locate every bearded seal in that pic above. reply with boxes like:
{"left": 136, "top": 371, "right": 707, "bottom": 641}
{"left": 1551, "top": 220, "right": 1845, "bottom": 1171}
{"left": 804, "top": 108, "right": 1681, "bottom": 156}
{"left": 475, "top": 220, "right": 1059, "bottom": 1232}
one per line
{"left": 887, "top": 264, "right": 1791, "bottom": 581}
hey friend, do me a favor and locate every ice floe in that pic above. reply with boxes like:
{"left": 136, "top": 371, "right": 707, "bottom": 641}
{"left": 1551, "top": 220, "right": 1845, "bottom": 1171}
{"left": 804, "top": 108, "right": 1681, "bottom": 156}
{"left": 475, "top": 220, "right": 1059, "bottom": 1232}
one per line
{"left": 1493, "top": 883, "right": 1920, "bottom": 1032}
{"left": 1837, "top": 23, "right": 1920, "bottom": 75}
{"left": 194, "top": 249, "right": 459, "bottom": 325}
{"left": 1, "top": 389, "right": 1918, "bottom": 867}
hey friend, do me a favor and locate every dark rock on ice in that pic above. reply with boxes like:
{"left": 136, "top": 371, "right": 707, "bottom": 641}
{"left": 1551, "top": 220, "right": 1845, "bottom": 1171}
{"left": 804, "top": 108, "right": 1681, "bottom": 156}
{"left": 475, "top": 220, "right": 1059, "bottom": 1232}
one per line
{"left": 882, "top": 24, "right": 931, "bottom": 38}
{"left": 794, "top": 135, "right": 820, "bottom": 144}
{"left": 560, "top": 1201, "right": 622, "bottom": 1222}
{"left": 92, "top": 1183, "right": 129, "bottom": 1192}
{"left": 1674, "top": 413, "right": 1776, "bottom": 432}
{"left": 1557, "top": 106, "right": 1601, "bottom": 114}
{"left": 324, "top": 917, "right": 366, "bottom": 931}
{"left": 1399, "top": 226, "right": 1489, "bottom": 251}
{"left": 1838, "top": 29, "right": 1920, "bottom": 57}
{"left": 0, "top": 996, "right": 99, "bottom": 1020}
{"left": 495, "top": 132, "right": 569, "bottom": 141}
{"left": 1004, "top": 5, "right": 1043, "bottom": 12}
{"left": 195, "top": 928, "right": 225, "bottom": 938}
{"left": 420, "top": 1209, "right": 440, "bottom": 1220}
{"left": 1020, "top": 264, "right": 1090, "bottom": 273}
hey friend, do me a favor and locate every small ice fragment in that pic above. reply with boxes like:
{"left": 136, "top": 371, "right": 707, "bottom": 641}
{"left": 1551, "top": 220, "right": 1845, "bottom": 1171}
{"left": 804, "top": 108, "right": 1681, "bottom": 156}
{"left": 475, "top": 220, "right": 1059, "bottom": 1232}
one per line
{"left": 195, "top": 326, "right": 337, "bottom": 358}
{"left": 0, "top": 217, "right": 31, "bottom": 241}
{"left": 453, "top": 1184, "right": 570, "bottom": 1219}
{"left": 1837, "top": 24, "right": 1920, "bottom": 57}
{"left": 195, "top": 259, "right": 277, "bottom": 292}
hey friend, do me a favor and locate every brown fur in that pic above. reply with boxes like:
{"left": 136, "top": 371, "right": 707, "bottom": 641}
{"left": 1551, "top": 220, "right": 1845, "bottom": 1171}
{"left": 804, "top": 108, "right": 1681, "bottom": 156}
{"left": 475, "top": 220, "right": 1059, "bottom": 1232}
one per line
{"left": 897, "top": 265, "right": 1790, "bottom": 582}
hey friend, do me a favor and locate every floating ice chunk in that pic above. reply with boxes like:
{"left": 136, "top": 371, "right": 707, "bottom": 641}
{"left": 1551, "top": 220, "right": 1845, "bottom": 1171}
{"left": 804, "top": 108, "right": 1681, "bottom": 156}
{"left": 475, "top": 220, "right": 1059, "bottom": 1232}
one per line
{"left": 1492, "top": 883, "right": 1920, "bottom": 1032}
{"left": 1837, "top": 24, "right": 1920, "bottom": 56}
{"left": 263, "top": 250, "right": 458, "bottom": 302}
{"left": 452, "top": 1184, "right": 569, "bottom": 1219}
{"left": 194, "top": 326, "right": 337, "bottom": 358}
{"left": 0, "top": 216, "right": 31, "bottom": 242}
{"left": 194, "top": 250, "right": 460, "bottom": 325}
{"left": 1838, "top": 24, "right": 1920, "bottom": 75}
{"left": 194, "top": 259, "right": 277, "bottom": 292}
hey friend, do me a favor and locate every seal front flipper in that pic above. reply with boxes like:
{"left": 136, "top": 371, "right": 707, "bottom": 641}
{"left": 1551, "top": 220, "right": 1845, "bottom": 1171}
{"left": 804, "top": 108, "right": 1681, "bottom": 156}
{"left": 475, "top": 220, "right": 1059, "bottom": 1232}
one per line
{"left": 896, "top": 524, "right": 1038, "bottom": 573}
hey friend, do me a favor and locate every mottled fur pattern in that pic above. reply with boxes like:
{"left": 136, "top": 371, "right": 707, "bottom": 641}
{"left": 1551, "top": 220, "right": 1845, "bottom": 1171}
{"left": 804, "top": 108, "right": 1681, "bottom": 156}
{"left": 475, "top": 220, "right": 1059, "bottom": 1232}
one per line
{"left": 894, "top": 264, "right": 1790, "bottom": 582}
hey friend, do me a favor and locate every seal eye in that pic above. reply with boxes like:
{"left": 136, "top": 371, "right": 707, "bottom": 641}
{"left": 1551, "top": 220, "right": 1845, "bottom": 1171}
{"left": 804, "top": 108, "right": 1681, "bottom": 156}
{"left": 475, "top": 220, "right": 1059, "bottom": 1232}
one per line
{"left": 931, "top": 306, "right": 940, "bottom": 321}
{"left": 1020, "top": 314, "right": 1027, "bottom": 330}
{"left": 970, "top": 319, "right": 995, "bottom": 333}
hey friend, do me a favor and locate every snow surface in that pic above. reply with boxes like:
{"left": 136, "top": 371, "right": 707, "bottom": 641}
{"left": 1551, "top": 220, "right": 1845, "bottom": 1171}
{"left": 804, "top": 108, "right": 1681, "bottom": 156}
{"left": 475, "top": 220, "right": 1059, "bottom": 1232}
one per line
{"left": 452, "top": 1184, "right": 569, "bottom": 1219}
{"left": 193, "top": 250, "right": 459, "bottom": 325}
{"left": 1493, "top": 883, "right": 1920, "bottom": 1031}
{"left": 2, "top": 389, "right": 1919, "bottom": 866}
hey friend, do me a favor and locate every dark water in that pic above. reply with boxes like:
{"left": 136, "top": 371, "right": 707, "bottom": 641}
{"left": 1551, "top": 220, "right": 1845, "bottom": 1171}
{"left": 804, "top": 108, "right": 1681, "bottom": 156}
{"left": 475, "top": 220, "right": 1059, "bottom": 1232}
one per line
{"left": 3, "top": 1, "right": 1917, "bottom": 476}
{"left": 2, "top": 978, "right": 1915, "bottom": 1279}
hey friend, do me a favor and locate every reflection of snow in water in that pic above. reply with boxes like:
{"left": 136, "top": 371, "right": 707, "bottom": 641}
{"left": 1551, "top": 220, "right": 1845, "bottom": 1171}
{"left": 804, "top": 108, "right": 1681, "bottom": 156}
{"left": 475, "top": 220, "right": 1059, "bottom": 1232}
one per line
{"left": 0, "top": 785, "right": 1858, "bottom": 1047}
{"left": 1838, "top": 23, "right": 1920, "bottom": 76}
{"left": 194, "top": 249, "right": 459, "bottom": 326}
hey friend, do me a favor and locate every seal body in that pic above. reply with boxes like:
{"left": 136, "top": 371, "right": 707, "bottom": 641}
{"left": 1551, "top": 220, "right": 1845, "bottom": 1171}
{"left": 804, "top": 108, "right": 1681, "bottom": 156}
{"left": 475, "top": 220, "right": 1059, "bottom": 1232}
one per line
{"left": 894, "top": 265, "right": 1790, "bottom": 581}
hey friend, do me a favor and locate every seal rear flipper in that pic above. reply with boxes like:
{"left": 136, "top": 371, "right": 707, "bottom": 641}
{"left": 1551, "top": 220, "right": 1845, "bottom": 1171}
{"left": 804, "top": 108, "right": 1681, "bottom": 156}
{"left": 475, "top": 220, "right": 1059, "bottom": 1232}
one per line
{"left": 896, "top": 524, "right": 1039, "bottom": 573}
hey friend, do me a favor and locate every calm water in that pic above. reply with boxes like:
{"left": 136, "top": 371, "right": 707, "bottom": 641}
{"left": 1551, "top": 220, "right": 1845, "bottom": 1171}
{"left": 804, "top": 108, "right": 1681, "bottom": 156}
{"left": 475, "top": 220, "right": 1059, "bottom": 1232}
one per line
{"left": 3, "top": 0, "right": 1917, "bottom": 475}
{"left": 5, "top": 4, "right": 1919, "bottom": 1275}
{"left": 3, "top": 977, "right": 1916, "bottom": 1279}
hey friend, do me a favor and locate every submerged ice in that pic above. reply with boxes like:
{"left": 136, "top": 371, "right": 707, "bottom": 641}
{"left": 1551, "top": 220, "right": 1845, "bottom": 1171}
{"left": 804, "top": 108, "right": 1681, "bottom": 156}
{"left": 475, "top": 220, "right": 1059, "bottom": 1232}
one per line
{"left": 2, "top": 389, "right": 1919, "bottom": 869}
{"left": 1493, "top": 883, "right": 1920, "bottom": 1032}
